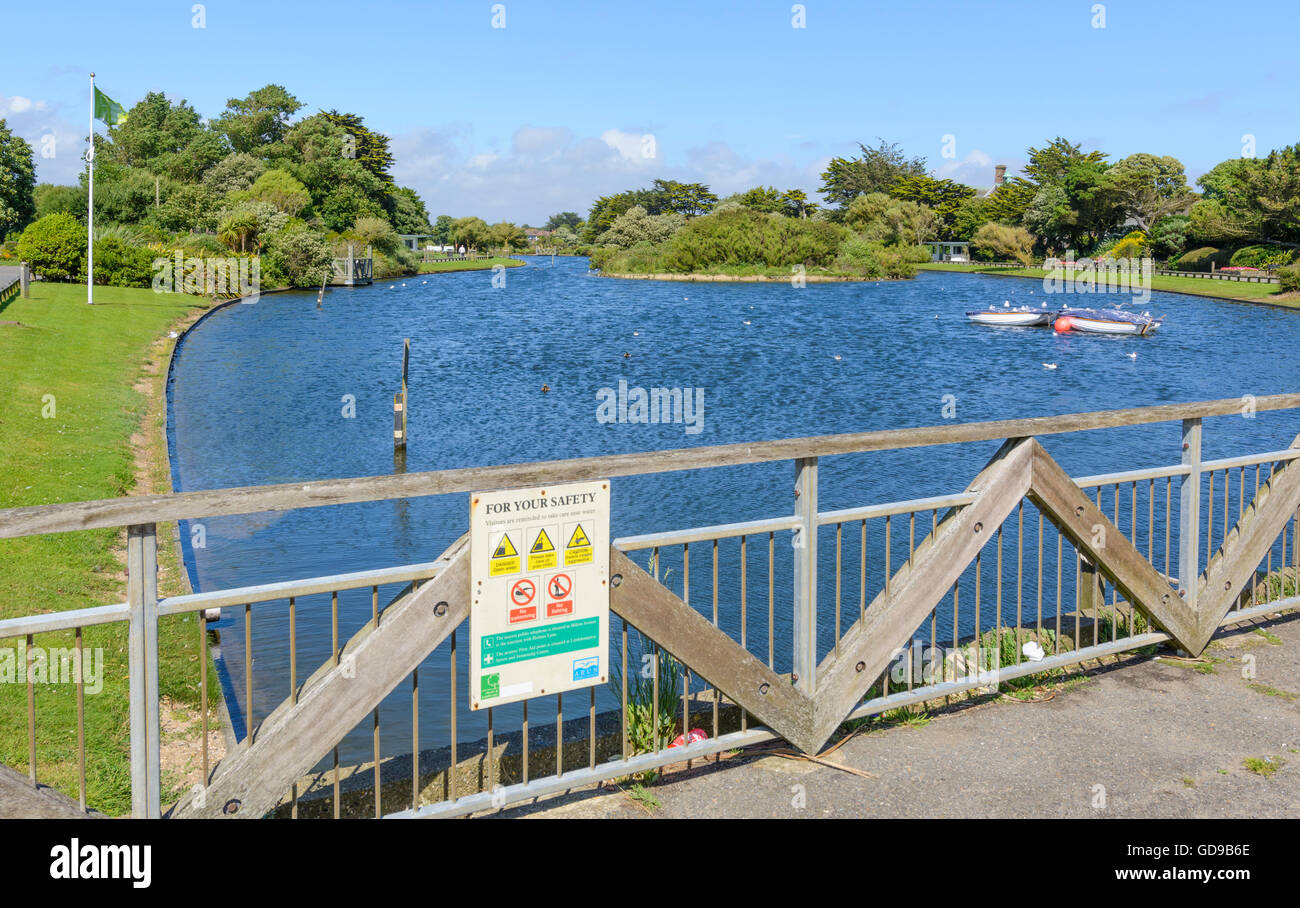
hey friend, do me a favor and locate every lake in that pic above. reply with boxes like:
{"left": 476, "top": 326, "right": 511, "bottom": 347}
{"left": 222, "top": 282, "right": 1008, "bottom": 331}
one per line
{"left": 166, "top": 255, "right": 1300, "bottom": 767}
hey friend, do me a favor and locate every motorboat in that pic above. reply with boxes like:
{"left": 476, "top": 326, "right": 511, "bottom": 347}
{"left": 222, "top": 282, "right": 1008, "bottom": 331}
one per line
{"left": 1055, "top": 307, "right": 1163, "bottom": 335}
{"left": 966, "top": 301, "right": 1055, "bottom": 327}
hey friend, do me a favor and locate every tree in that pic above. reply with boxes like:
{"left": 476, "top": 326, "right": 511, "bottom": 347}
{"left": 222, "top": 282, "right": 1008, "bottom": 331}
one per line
{"left": 1101, "top": 153, "right": 1196, "bottom": 233}
{"left": 0, "top": 119, "right": 37, "bottom": 241}
{"left": 320, "top": 109, "right": 396, "bottom": 191}
{"left": 780, "top": 189, "right": 818, "bottom": 219}
{"left": 34, "top": 183, "right": 87, "bottom": 222}
{"left": 101, "top": 92, "right": 227, "bottom": 183}
{"left": 264, "top": 223, "right": 333, "bottom": 287}
{"left": 889, "top": 175, "right": 975, "bottom": 238}
{"left": 16, "top": 213, "right": 85, "bottom": 279}
{"left": 202, "top": 152, "right": 266, "bottom": 195}
{"left": 243, "top": 168, "right": 312, "bottom": 217}
{"left": 736, "top": 186, "right": 785, "bottom": 213}
{"left": 650, "top": 179, "right": 717, "bottom": 217}
{"left": 490, "top": 221, "right": 527, "bottom": 251}
{"left": 972, "top": 222, "right": 1036, "bottom": 265}
{"left": 388, "top": 187, "right": 431, "bottom": 235}
{"left": 544, "top": 211, "right": 582, "bottom": 231}
{"left": 215, "top": 85, "right": 303, "bottom": 154}
{"left": 819, "top": 139, "right": 926, "bottom": 209}
{"left": 431, "top": 214, "right": 454, "bottom": 245}
{"left": 600, "top": 205, "right": 685, "bottom": 247}
{"left": 450, "top": 216, "right": 491, "bottom": 252}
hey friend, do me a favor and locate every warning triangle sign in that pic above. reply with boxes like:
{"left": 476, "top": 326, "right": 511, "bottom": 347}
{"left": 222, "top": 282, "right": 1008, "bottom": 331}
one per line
{"left": 530, "top": 529, "right": 555, "bottom": 554}
{"left": 567, "top": 524, "right": 591, "bottom": 548}
{"left": 493, "top": 534, "right": 518, "bottom": 559}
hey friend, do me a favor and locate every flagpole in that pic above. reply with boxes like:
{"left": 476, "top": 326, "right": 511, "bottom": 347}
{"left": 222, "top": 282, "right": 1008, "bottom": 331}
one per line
{"left": 87, "top": 72, "right": 94, "bottom": 305}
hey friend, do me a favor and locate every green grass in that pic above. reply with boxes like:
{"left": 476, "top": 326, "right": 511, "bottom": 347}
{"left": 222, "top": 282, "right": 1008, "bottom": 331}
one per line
{"left": 413, "top": 256, "right": 525, "bottom": 275}
{"left": 0, "top": 281, "right": 220, "bottom": 815}
{"left": 916, "top": 262, "right": 1296, "bottom": 307}
{"left": 1242, "top": 756, "right": 1285, "bottom": 778}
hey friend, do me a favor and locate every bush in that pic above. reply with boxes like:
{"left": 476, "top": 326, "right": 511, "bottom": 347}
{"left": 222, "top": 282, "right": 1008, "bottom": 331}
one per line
{"left": 1229, "top": 245, "right": 1297, "bottom": 268}
{"left": 1278, "top": 264, "right": 1300, "bottom": 293}
{"left": 1173, "top": 246, "right": 1230, "bottom": 271}
{"left": 92, "top": 236, "right": 154, "bottom": 288}
{"left": 262, "top": 224, "right": 333, "bottom": 288}
{"left": 1109, "top": 230, "right": 1148, "bottom": 260}
{"left": 661, "top": 208, "right": 845, "bottom": 272}
{"left": 16, "top": 212, "right": 85, "bottom": 280}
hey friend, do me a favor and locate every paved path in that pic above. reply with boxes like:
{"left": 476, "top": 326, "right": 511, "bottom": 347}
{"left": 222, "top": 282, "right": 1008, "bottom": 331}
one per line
{"left": 501, "top": 613, "right": 1300, "bottom": 819}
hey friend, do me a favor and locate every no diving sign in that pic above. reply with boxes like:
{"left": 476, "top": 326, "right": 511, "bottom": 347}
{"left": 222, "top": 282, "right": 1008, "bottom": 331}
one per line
{"left": 470, "top": 479, "right": 609, "bottom": 710}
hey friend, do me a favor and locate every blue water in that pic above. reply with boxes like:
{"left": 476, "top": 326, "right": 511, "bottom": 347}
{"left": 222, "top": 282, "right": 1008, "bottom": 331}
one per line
{"left": 167, "top": 256, "right": 1300, "bottom": 766}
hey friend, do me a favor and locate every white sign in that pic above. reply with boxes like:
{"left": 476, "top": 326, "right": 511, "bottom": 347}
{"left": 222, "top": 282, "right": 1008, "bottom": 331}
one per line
{"left": 469, "top": 479, "right": 609, "bottom": 709}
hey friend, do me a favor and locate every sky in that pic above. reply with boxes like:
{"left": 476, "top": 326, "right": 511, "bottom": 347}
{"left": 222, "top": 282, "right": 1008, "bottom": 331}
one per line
{"left": 2, "top": 0, "right": 1298, "bottom": 225}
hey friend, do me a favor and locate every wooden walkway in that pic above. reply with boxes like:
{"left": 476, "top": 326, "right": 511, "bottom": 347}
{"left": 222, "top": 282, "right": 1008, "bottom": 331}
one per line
{"left": 0, "top": 763, "right": 100, "bottom": 818}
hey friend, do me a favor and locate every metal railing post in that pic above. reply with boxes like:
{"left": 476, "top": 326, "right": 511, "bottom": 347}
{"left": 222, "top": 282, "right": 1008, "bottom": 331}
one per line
{"left": 127, "top": 523, "right": 161, "bottom": 818}
{"left": 1178, "top": 419, "right": 1202, "bottom": 613}
{"left": 793, "top": 457, "right": 818, "bottom": 693}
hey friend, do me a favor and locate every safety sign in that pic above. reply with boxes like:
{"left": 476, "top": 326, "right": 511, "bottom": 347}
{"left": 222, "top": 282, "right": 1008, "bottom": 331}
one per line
{"left": 470, "top": 479, "right": 609, "bottom": 709}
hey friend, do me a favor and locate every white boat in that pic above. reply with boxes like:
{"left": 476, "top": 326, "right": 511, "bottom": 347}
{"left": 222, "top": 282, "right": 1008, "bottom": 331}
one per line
{"left": 966, "top": 302, "right": 1054, "bottom": 327}
{"left": 1056, "top": 307, "right": 1162, "bottom": 336}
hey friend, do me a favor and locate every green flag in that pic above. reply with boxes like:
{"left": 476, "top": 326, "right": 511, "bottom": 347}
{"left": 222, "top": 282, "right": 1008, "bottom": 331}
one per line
{"left": 94, "top": 86, "right": 128, "bottom": 126}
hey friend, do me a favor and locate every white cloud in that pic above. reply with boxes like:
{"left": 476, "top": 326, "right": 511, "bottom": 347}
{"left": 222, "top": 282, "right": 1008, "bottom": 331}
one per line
{"left": 1, "top": 95, "right": 84, "bottom": 186}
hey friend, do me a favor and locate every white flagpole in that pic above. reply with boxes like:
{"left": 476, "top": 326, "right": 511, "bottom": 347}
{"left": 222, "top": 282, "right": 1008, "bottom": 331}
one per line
{"left": 87, "top": 72, "right": 94, "bottom": 305}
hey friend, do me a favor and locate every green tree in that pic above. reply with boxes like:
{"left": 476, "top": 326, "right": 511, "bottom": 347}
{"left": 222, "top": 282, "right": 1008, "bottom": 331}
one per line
{"left": 736, "top": 186, "right": 785, "bottom": 213}
{"left": 320, "top": 109, "right": 396, "bottom": 191}
{"left": 34, "top": 183, "right": 87, "bottom": 222}
{"left": 1101, "top": 153, "right": 1197, "bottom": 233}
{"left": 651, "top": 179, "right": 718, "bottom": 216}
{"left": 491, "top": 221, "right": 528, "bottom": 251}
{"left": 431, "top": 214, "right": 454, "bottom": 245}
{"left": 215, "top": 84, "right": 303, "bottom": 154}
{"left": 889, "top": 175, "right": 975, "bottom": 238}
{"left": 544, "top": 211, "right": 583, "bottom": 231}
{"left": 972, "top": 222, "right": 1035, "bottom": 265}
{"left": 242, "top": 168, "right": 312, "bottom": 217}
{"left": 0, "top": 119, "right": 37, "bottom": 241}
{"left": 388, "top": 187, "right": 431, "bottom": 234}
{"left": 780, "top": 189, "right": 818, "bottom": 219}
{"left": 101, "top": 91, "right": 227, "bottom": 183}
{"left": 263, "top": 223, "right": 333, "bottom": 287}
{"left": 600, "top": 205, "right": 685, "bottom": 247}
{"left": 202, "top": 152, "right": 266, "bottom": 195}
{"left": 450, "top": 216, "right": 491, "bottom": 252}
{"left": 819, "top": 139, "right": 926, "bottom": 209}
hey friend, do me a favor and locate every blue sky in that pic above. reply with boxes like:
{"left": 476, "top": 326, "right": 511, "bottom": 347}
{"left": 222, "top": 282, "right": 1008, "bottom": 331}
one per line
{"left": 2, "top": 0, "right": 1297, "bottom": 224}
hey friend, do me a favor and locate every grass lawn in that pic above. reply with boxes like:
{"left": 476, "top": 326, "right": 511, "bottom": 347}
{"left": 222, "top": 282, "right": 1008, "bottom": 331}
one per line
{"left": 916, "top": 262, "right": 1297, "bottom": 308}
{"left": 414, "top": 256, "right": 525, "bottom": 275}
{"left": 0, "top": 280, "right": 221, "bottom": 815}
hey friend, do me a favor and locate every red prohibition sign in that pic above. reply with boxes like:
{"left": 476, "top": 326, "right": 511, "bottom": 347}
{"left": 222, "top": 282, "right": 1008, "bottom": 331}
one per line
{"left": 510, "top": 579, "right": 536, "bottom": 606}
{"left": 548, "top": 573, "right": 572, "bottom": 600}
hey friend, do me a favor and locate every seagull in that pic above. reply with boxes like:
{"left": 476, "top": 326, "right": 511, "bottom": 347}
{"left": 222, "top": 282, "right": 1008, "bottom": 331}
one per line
{"left": 633, "top": 331, "right": 639, "bottom": 336}
{"left": 833, "top": 355, "right": 842, "bottom": 361}
{"left": 1126, "top": 352, "right": 1138, "bottom": 359}
{"left": 743, "top": 320, "right": 752, "bottom": 326}
{"left": 1043, "top": 363, "right": 1058, "bottom": 370}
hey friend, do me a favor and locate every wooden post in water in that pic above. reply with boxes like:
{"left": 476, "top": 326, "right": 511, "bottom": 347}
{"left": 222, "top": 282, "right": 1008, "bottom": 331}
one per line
{"left": 394, "top": 338, "right": 410, "bottom": 450}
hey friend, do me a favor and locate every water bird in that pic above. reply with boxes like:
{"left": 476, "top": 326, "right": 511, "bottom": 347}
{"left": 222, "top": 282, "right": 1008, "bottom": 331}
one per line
{"left": 1043, "top": 363, "right": 1058, "bottom": 370}
{"left": 633, "top": 331, "right": 639, "bottom": 336}
{"left": 833, "top": 355, "right": 842, "bottom": 361}
{"left": 743, "top": 320, "right": 752, "bottom": 326}
{"left": 541, "top": 384, "right": 550, "bottom": 393}
{"left": 623, "top": 352, "right": 630, "bottom": 359}
{"left": 1126, "top": 352, "right": 1138, "bottom": 359}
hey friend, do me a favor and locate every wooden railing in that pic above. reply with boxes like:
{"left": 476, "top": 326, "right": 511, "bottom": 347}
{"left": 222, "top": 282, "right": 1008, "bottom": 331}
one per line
{"left": 2, "top": 395, "right": 1299, "bottom": 818}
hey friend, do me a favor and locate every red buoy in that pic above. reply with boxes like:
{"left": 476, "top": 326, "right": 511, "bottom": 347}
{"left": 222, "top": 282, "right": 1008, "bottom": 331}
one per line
{"left": 1054, "top": 316, "right": 1073, "bottom": 333}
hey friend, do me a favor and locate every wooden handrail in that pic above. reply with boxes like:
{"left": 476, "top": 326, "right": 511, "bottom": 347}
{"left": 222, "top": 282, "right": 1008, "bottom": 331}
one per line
{"left": 1, "top": 394, "right": 1297, "bottom": 539}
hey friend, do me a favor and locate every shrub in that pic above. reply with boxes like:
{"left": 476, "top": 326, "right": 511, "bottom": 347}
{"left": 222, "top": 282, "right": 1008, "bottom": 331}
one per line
{"left": 1229, "top": 245, "right": 1297, "bottom": 268}
{"left": 1278, "top": 264, "right": 1300, "bottom": 293}
{"left": 972, "top": 222, "right": 1035, "bottom": 265}
{"left": 661, "top": 208, "right": 845, "bottom": 271}
{"left": 1108, "top": 230, "right": 1148, "bottom": 260}
{"left": 16, "top": 212, "right": 85, "bottom": 280}
{"left": 92, "top": 236, "right": 154, "bottom": 288}
{"left": 262, "top": 224, "right": 332, "bottom": 288}
{"left": 1173, "top": 246, "right": 1230, "bottom": 271}
{"left": 833, "top": 235, "right": 883, "bottom": 278}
